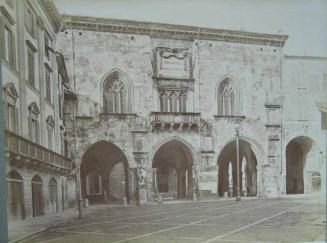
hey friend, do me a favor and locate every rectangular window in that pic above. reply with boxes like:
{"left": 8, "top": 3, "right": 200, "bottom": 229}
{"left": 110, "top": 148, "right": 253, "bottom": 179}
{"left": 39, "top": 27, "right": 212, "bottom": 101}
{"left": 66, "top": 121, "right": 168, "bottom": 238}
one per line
{"left": 48, "top": 129, "right": 53, "bottom": 150}
{"left": 45, "top": 70, "right": 51, "bottom": 102}
{"left": 298, "top": 103, "right": 308, "bottom": 121}
{"left": 60, "top": 132, "right": 65, "bottom": 155}
{"left": 7, "top": 103, "right": 16, "bottom": 131}
{"left": 25, "top": 6, "right": 36, "bottom": 37}
{"left": 4, "top": 26, "right": 11, "bottom": 63}
{"left": 58, "top": 95, "right": 62, "bottom": 119}
{"left": 27, "top": 47, "right": 35, "bottom": 87}
{"left": 5, "top": 0, "right": 14, "bottom": 9}
{"left": 322, "top": 112, "right": 327, "bottom": 130}
{"left": 44, "top": 32, "right": 52, "bottom": 60}
{"left": 29, "top": 118, "right": 38, "bottom": 143}
{"left": 4, "top": 26, "right": 15, "bottom": 67}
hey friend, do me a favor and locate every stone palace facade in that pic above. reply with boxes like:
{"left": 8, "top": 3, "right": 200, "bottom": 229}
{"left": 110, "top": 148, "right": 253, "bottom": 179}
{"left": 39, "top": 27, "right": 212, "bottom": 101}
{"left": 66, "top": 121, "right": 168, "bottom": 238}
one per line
{"left": 1, "top": 0, "right": 75, "bottom": 222}
{"left": 57, "top": 15, "right": 327, "bottom": 204}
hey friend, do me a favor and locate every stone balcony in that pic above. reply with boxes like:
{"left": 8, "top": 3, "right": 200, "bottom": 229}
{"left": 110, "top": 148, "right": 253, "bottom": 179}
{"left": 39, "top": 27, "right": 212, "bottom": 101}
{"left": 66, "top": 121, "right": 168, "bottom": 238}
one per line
{"left": 5, "top": 130, "right": 73, "bottom": 174}
{"left": 150, "top": 112, "right": 200, "bottom": 131}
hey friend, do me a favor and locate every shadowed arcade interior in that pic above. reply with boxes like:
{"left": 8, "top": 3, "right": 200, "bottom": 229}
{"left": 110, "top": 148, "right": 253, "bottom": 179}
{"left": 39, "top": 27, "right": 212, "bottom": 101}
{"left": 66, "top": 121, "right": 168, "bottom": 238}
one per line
{"left": 218, "top": 140, "right": 257, "bottom": 197}
{"left": 81, "top": 141, "right": 129, "bottom": 204}
{"left": 152, "top": 140, "right": 193, "bottom": 199}
{"left": 286, "top": 136, "right": 321, "bottom": 194}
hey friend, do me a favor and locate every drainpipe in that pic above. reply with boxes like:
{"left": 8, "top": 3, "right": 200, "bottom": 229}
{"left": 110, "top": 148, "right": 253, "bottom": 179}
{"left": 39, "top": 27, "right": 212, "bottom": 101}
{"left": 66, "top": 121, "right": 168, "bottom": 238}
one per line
{"left": 279, "top": 45, "right": 284, "bottom": 198}
{"left": 0, "top": 34, "right": 8, "bottom": 243}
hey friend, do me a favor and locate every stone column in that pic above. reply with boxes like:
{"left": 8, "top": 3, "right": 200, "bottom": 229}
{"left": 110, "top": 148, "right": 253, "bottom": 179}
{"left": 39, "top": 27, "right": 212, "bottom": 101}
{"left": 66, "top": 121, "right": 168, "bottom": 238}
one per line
{"left": 136, "top": 161, "right": 148, "bottom": 205}
{"left": 177, "top": 169, "right": 184, "bottom": 199}
{"left": 217, "top": 165, "right": 219, "bottom": 196}
{"left": 192, "top": 165, "right": 198, "bottom": 201}
{"left": 153, "top": 168, "right": 158, "bottom": 194}
{"left": 252, "top": 166, "right": 257, "bottom": 196}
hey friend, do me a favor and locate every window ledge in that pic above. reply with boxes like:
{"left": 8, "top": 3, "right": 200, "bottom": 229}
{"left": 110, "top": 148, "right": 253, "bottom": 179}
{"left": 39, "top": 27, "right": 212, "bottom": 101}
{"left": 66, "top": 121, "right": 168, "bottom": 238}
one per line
{"left": 99, "top": 113, "right": 137, "bottom": 119}
{"left": 214, "top": 115, "right": 245, "bottom": 119}
{"left": 44, "top": 98, "right": 53, "bottom": 108}
{"left": 26, "top": 81, "right": 40, "bottom": 95}
{"left": 2, "top": 59, "right": 19, "bottom": 76}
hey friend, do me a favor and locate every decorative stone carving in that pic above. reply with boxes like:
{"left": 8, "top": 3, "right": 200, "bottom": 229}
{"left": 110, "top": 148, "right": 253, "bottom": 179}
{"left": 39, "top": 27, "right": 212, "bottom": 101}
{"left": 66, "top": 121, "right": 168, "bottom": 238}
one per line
{"left": 156, "top": 78, "right": 194, "bottom": 91}
{"left": 136, "top": 158, "right": 147, "bottom": 186}
{"left": 155, "top": 47, "right": 192, "bottom": 79}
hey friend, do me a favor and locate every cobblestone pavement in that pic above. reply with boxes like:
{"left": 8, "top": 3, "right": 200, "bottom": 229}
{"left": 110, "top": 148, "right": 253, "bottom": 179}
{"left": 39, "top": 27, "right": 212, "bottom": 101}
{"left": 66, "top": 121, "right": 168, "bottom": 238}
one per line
{"left": 20, "top": 198, "right": 326, "bottom": 243}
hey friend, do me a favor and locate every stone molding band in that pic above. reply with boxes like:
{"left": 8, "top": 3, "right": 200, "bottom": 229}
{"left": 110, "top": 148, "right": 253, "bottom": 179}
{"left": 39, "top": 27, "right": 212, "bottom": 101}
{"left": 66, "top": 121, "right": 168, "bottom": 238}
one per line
{"left": 61, "top": 15, "right": 288, "bottom": 47}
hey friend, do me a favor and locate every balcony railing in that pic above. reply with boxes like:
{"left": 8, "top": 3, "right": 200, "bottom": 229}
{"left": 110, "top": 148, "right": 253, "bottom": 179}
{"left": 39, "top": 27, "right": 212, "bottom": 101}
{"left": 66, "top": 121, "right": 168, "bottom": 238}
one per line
{"left": 150, "top": 112, "right": 200, "bottom": 131}
{"left": 5, "top": 130, "right": 72, "bottom": 172}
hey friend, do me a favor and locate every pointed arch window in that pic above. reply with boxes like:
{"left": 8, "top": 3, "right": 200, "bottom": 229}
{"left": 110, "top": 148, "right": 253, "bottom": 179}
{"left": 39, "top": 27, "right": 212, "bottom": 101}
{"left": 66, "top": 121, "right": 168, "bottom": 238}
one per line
{"left": 103, "top": 71, "right": 131, "bottom": 113}
{"left": 3, "top": 83, "right": 19, "bottom": 132}
{"left": 218, "top": 78, "right": 237, "bottom": 116}
{"left": 28, "top": 102, "right": 40, "bottom": 143}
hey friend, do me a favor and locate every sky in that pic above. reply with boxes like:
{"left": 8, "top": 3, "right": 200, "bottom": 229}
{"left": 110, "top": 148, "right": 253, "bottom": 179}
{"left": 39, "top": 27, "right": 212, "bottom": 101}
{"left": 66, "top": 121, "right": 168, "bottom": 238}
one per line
{"left": 54, "top": 0, "right": 327, "bottom": 56}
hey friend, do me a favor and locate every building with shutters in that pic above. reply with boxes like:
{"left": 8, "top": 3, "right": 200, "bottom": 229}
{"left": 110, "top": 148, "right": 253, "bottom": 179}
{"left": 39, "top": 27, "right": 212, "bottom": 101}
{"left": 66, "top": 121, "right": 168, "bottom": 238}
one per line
{"left": 56, "top": 15, "right": 326, "bottom": 205}
{"left": 1, "top": 0, "right": 74, "bottom": 222}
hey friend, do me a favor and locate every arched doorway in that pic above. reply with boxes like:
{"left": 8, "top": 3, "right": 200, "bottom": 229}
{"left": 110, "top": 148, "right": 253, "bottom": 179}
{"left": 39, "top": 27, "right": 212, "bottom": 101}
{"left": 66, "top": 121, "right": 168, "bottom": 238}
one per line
{"left": 152, "top": 140, "right": 194, "bottom": 200}
{"left": 6, "top": 170, "right": 25, "bottom": 221}
{"left": 81, "top": 141, "right": 129, "bottom": 204}
{"left": 49, "top": 178, "right": 58, "bottom": 214}
{"left": 218, "top": 140, "right": 257, "bottom": 197}
{"left": 31, "top": 175, "right": 44, "bottom": 217}
{"left": 286, "top": 136, "right": 320, "bottom": 194}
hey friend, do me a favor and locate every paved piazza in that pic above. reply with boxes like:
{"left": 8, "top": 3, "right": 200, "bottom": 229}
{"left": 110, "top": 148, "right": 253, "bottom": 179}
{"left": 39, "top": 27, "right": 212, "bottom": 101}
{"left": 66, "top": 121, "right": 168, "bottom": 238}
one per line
{"left": 22, "top": 198, "right": 325, "bottom": 243}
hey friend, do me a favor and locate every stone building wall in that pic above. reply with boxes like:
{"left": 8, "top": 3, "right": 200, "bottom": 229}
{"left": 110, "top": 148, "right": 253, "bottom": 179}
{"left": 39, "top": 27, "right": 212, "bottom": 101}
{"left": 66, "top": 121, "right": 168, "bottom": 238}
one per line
{"left": 57, "top": 15, "right": 326, "bottom": 201}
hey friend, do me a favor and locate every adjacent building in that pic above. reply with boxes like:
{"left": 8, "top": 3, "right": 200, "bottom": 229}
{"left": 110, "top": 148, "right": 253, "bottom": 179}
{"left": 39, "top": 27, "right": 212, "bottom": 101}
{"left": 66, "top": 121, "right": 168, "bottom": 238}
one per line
{"left": 1, "top": 0, "right": 74, "bottom": 221}
{"left": 56, "top": 15, "right": 326, "bottom": 204}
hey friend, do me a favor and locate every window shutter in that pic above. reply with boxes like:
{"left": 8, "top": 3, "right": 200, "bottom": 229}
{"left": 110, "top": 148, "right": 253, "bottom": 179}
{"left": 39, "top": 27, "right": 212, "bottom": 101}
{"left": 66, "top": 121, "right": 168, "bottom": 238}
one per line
{"left": 12, "top": 33, "right": 16, "bottom": 69}
{"left": 8, "top": 29, "right": 13, "bottom": 65}
{"left": 28, "top": 117, "right": 32, "bottom": 139}
{"left": 35, "top": 121, "right": 39, "bottom": 143}
{"left": 3, "top": 101, "right": 8, "bottom": 129}
{"left": 0, "top": 22, "right": 5, "bottom": 58}
{"left": 15, "top": 107, "right": 19, "bottom": 133}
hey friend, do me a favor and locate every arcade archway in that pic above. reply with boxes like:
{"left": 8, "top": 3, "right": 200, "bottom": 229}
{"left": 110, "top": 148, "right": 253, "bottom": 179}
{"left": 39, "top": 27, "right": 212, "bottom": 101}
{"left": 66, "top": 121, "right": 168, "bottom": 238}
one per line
{"left": 286, "top": 136, "right": 321, "bottom": 194}
{"left": 152, "top": 140, "right": 194, "bottom": 199}
{"left": 81, "top": 141, "right": 129, "bottom": 204}
{"left": 218, "top": 140, "right": 257, "bottom": 197}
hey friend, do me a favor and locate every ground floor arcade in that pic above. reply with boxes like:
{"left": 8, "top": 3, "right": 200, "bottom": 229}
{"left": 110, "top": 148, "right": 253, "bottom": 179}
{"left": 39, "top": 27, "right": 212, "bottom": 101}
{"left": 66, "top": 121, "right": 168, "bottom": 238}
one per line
{"left": 80, "top": 134, "right": 325, "bottom": 205}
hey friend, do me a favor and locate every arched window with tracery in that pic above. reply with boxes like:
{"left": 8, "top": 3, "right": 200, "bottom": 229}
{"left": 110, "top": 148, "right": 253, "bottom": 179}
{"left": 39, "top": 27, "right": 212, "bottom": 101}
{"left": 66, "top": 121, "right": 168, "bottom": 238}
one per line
{"left": 103, "top": 71, "right": 131, "bottom": 113}
{"left": 218, "top": 78, "right": 237, "bottom": 116}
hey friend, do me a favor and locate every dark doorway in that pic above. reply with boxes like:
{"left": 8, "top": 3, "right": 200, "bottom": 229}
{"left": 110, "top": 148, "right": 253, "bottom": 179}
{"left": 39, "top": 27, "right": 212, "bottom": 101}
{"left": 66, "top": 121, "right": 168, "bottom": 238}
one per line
{"left": 31, "top": 175, "right": 44, "bottom": 217}
{"left": 6, "top": 170, "right": 25, "bottom": 221}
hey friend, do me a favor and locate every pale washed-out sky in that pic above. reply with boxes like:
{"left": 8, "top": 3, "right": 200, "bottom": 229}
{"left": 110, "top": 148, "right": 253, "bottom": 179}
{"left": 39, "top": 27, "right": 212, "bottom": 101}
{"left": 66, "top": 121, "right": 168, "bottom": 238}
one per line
{"left": 54, "top": 0, "right": 327, "bottom": 56}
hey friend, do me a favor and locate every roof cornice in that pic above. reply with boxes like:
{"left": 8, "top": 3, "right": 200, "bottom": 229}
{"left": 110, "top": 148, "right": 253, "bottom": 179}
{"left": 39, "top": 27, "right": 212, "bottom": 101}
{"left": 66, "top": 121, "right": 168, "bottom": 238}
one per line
{"left": 38, "top": 0, "right": 62, "bottom": 33}
{"left": 284, "top": 55, "right": 327, "bottom": 61}
{"left": 61, "top": 15, "right": 288, "bottom": 47}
